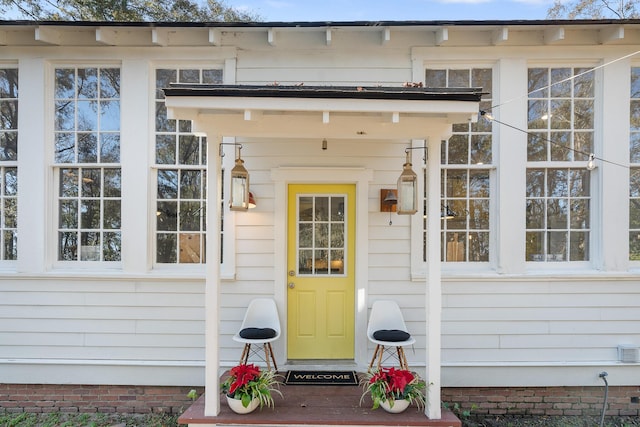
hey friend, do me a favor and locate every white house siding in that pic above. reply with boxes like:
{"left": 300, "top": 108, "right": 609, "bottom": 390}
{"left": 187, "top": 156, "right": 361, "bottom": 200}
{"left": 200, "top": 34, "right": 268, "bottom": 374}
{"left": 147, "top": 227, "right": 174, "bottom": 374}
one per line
{"left": 0, "top": 22, "right": 639, "bottom": 392}
{"left": 0, "top": 276, "right": 206, "bottom": 385}
{"left": 441, "top": 277, "right": 640, "bottom": 387}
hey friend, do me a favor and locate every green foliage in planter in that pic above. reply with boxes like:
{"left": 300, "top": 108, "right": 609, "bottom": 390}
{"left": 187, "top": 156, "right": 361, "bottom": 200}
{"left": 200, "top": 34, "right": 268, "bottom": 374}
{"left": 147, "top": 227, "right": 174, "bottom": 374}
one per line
{"left": 360, "top": 367, "right": 426, "bottom": 411}
{"left": 220, "top": 363, "right": 282, "bottom": 409}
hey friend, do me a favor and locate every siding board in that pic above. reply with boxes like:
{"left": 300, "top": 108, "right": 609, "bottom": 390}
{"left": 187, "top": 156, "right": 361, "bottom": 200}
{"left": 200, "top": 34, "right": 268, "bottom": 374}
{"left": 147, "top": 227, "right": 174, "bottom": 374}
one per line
{"left": 443, "top": 307, "right": 604, "bottom": 321}
{"left": 0, "top": 346, "right": 204, "bottom": 360}
{"left": 442, "top": 348, "right": 617, "bottom": 362}
{"left": 0, "top": 319, "right": 136, "bottom": 333}
{"left": 0, "top": 305, "right": 204, "bottom": 320}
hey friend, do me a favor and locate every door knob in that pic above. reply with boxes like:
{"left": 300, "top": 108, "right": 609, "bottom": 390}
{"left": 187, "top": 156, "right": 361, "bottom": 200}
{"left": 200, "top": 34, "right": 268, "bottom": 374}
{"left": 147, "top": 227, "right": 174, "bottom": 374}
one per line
{"left": 288, "top": 282, "right": 295, "bottom": 289}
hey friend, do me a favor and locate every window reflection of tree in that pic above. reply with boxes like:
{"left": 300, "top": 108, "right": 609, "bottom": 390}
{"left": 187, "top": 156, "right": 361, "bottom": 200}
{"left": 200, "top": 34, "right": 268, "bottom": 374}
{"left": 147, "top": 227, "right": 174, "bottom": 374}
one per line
{"left": 0, "top": 69, "right": 18, "bottom": 260}
{"left": 526, "top": 67, "right": 594, "bottom": 262}
{"left": 154, "top": 68, "right": 218, "bottom": 264}
{"left": 54, "top": 67, "right": 121, "bottom": 262}
{"left": 431, "top": 67, "right": 492, "bottom": 263}
{"left": 630, "top": 168, "right": 640, "bottom": 260}
{"left": 631, "top": 68, "right": 640, "bottom": 260}
{"left": 0, "top": 71, "right": 18, "bottom": 161}
{"left": 525, "top": 168, "right": 591, "bottom": 261}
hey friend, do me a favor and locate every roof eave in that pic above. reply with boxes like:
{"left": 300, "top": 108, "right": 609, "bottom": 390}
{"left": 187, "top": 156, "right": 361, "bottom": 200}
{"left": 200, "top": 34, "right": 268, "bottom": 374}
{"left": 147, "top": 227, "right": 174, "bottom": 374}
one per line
{"left": 2, "top": 18, "right": 640, "bottom": 28}
{"left": 163, "top": 84, "right": 485, "bottom": 103}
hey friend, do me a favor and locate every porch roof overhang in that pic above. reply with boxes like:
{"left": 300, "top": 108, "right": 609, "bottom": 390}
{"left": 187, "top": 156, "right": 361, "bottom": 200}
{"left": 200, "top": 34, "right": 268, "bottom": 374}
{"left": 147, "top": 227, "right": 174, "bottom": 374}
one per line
{"left": 163, "top": 84, "right": 484, "bottom": 139}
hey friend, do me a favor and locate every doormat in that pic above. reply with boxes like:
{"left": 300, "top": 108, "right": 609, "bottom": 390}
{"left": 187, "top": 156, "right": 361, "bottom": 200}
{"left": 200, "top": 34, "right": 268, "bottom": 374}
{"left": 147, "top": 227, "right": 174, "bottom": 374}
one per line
{"left": 284, "top": 370, "right": 359, "bottom": 386}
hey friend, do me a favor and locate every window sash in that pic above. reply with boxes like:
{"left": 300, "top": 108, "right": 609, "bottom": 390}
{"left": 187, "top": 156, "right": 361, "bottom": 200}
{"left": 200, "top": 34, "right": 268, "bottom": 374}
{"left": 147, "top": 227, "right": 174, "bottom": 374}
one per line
{"left": 630, "top": 67, "right": 640, "bottom": 260}
{"left": 0, "top": 67, "right": 18, "bottom": 262}
{"left": 153, "top": 67, "right": 222, "bottom": 265}
{"left": 526, "top": 66, "right": 594, "bottom": 263}
{"left": 53, "top": 66, "right": 121, "bottom": 264}
{"left": 425, "top": 67, "right": 494, "bottom": 264}
{"left": 55, "top": 166, "right": 122, "bottom": 262}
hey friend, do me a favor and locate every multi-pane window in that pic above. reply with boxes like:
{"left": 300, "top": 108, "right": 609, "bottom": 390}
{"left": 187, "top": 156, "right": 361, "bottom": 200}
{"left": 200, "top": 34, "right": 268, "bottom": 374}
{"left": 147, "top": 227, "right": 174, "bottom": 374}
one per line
{"left": 526, "top": 67, "right": 594, "bottom": 262}
{"left": 630, "top": 67, "right": 640, "bottom": 260}
{"left": 425, "top": 68, "right": 492, "bottom": 262}
{"left": 0, "top": 68, "right": 18, "bottom": 260}
{"left": 54, "top": 67, "right": 121, "bottom": 262}
{"left": 154, "top": 68, "right": 222, "bottom": 264}
{"left": 297, "top": 195, "right": 345, "bottom": 275}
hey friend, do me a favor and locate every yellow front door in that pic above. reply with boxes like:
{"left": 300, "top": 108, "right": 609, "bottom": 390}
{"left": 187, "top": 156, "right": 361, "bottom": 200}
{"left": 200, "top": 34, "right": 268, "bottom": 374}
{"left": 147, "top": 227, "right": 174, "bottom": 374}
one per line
{"left": 287, "top": 184, "right": 355, "bottom": 359}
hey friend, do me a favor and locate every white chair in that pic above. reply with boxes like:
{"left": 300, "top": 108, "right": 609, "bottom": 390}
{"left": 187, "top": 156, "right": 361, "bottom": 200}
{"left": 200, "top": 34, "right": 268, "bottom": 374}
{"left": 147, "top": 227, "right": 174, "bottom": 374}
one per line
{"left": 366, "top": 300, "right": 416, "bottom": 371}
{"left": 232, "top": 298, "right": 281, "bottom": 371}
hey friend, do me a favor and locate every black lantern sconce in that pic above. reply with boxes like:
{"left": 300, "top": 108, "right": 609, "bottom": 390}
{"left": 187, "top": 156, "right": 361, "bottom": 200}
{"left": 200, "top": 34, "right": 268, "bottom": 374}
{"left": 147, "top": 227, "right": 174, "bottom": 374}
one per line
{"left": 220, "top": 142, "right": 252, "bottom": 211}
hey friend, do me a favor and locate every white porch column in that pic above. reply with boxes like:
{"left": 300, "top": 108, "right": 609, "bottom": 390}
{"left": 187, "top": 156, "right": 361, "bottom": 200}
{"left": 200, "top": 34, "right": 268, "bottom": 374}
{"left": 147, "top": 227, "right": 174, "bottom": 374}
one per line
{"left": 204, "top": 133, "right": 223, "bottom": 416}
{"left": 425, "top": 135, "right": 443, "bottom": 420}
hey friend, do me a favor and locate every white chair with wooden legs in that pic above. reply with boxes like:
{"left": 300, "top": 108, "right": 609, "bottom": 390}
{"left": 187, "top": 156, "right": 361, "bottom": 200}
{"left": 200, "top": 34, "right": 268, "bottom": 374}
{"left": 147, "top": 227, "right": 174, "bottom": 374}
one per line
{"left": 366, "top": 300, "right": 415, "bottom": 371}
{"left": 232, "top": 298, "right": 281, "bottom": 371}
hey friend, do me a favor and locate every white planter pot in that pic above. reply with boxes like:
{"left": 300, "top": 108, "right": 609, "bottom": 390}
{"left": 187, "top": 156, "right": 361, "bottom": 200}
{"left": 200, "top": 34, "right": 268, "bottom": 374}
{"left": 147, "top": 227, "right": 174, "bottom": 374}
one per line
{"left": 226, "top": 395, "right": 260, "bottom": 414}
{"left": 380, "top": 398, "right": 410, "bottom": 413}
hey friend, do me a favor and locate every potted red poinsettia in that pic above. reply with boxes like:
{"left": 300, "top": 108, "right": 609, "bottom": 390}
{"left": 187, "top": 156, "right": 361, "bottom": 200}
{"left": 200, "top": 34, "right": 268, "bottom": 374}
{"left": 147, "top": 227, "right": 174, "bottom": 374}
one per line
{"left": 220, "top": 363, "right": 281, "bottom": 414}
{"left": 360, "top": 367, "right": 426, "bottom": 413}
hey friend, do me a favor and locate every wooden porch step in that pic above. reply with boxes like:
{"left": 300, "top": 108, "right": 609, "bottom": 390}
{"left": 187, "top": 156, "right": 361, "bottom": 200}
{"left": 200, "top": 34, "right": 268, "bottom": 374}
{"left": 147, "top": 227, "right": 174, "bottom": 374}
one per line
{"left": 178, "top": 377, "right": 461, "bottom": 427}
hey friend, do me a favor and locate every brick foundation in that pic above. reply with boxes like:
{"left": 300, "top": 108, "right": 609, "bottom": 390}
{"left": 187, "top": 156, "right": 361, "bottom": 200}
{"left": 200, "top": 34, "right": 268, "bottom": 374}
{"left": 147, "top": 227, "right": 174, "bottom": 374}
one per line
{"left": 442, "top": 386, "right": 640, "bottom": 418}
{"left": 0, "top": 384, "right": 204, "bottom": 415}
{"left": 1, "top": 384, "right": 639, "bottom": 418}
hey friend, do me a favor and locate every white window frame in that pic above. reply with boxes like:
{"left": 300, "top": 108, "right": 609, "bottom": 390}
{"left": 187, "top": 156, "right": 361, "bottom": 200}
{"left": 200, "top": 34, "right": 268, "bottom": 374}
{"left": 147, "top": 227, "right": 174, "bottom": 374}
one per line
{"left": 524, "top": 62, "right": 598, "bottom": 270}
{"left": 150, "top": 63, "right": 237, "bottom": 278}
{"left": 51, "top": 63, "right": 123, "bottom": 269}
{"left": 413, "top": 63, "right": 497, "bottom": 278}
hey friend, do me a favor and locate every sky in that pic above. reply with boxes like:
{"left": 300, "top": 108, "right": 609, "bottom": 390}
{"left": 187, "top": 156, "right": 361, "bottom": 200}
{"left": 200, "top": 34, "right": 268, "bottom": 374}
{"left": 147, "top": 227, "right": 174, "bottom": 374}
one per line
{"left": 224, "top": 0, "right": 558, "bottom": 22}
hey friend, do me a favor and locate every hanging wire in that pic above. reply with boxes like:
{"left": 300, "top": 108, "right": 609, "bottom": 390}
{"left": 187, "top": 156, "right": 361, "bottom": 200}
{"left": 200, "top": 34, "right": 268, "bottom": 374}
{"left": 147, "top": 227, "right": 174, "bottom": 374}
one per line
{"left": 479, "top": 111, "right": 629, "bottom": 170}
{"left": 477, "top": 49, "right": 640, "bottom": 172}
{"left": 489, "top": 49, "right": 640, "bottom": 111}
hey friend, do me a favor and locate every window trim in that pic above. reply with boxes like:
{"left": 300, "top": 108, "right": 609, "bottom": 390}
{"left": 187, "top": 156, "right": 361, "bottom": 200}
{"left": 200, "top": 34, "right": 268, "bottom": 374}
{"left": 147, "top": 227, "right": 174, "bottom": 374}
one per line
{"left": 150, "top": 64, "right": 230, "bottom": 272}
{"left": 413, "top": 64, "right": 497, "bottom": 278}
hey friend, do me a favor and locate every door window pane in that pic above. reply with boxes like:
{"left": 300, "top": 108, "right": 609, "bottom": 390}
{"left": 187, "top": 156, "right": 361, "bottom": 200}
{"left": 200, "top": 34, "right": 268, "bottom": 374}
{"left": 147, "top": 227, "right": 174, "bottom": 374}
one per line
{"left": 297, "top": 194, "right": 346, "bottom": 275}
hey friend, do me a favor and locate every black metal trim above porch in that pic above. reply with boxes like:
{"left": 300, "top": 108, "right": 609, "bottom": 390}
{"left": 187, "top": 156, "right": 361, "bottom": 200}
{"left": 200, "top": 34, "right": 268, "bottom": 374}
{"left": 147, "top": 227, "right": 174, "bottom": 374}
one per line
{"left": 163, "top": 84, "right": 485, "bottom": 103}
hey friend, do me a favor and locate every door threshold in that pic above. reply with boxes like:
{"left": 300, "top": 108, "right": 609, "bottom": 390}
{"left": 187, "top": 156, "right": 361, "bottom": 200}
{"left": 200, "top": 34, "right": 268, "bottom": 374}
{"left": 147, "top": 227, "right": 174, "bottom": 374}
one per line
{"left": 283, "top": 359, "right": 358, "bottom": 371}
